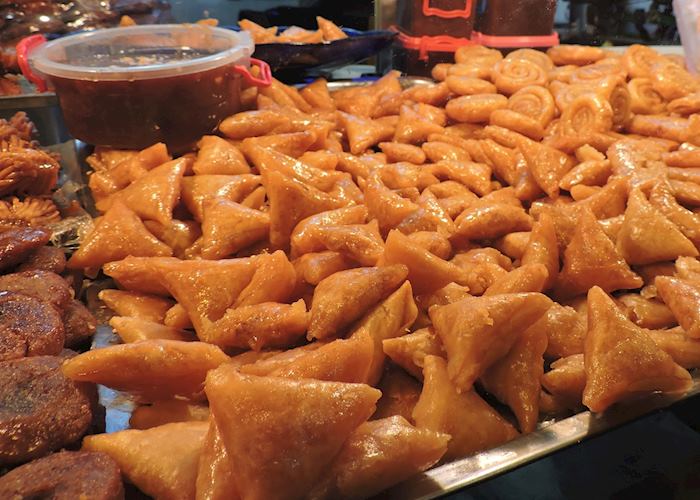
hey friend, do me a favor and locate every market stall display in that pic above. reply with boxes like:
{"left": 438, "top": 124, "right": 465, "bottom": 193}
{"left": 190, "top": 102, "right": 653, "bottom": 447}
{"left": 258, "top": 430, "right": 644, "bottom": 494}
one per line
{"left": 2, "top": 0, "right": 700, "bottom": 496}
{"left": 4, "top": 40, "right": 691, "bottom": 499}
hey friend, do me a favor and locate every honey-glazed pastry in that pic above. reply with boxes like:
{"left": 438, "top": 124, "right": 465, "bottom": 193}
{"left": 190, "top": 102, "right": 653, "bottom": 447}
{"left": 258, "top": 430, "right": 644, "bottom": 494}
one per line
{"left": 67, "top": 201, "right": 172, "bottom": 270}
{"left": 547, "top": 45, "right": 605, "bottom": 66}
{"left": 616, "top": 188, "right": 698, "bottom": 265}
{"left": 413, "top": 355, "right": 518, "bottom": 460}
{"left": 307, "top": 264, "right": 408, "bottom": 340}
{"left": 507, "top": 85, "right": 556, "bottom": 128}
{"left": 383, "top": 327, "right": 445, "bottom": 381}
{"left": 109, "top": 316, "right": 192, "bottom": 343}
{"left": 0, "top": 196, "right": 60, "bottom": 230}
{"left": 192, "top": 135, "right": 250, "bottom": 175}
{"left": 63, "top": 340, "right": 229, "bottom": 401}
{"left": 628, "top": 78, "right": 666, "bottom": 114}
{"left": 204, "top": 367, "right": 380, "bottom": 500}
{"left": 554, "top": 208, "right": 642, "bottom": 299}
{"left": 430, "top": 293, "right": 551, "bottom": 391}
{"left": 96, "top": 157, "right": 188, "bottom": 226}
{"left": 583, "top": 286, "right": 692, "bottom": 412}
{"left": 541, "top": 354, "right": 586, "bottom": 410}
{"left": 84, "top": 421, "right": 207, "bottom": 500}
{"left": 480, "top": 318, "right": 547, "bottom": 433}
{"left": 310, "top": 416, "right": 449, "bottom": 500}
{"left": 492, "top": 58, "right": 548, "bottom": 96}
{"left": 198, "top": 197, "right": 269, "bottom": 260}
{"left": 202, "top": 300, "right": 308, "bottom": 351}
{"left": 347, "top": 281, "right": 418, "bottom": 386}
{"left": 655, "top": 276, "right": 700, "bottom": 338}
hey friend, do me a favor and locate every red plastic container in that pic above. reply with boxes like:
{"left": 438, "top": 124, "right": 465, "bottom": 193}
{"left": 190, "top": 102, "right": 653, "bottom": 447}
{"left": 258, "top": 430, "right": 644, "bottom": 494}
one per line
{"left": 396, "top": 0, "right": 478, "bottom": 38}
{"left": 473, "top": 0, "right": 559, "bottom": 49}
{"left": 392, "top": 30, "right": 474, "bottom": 77}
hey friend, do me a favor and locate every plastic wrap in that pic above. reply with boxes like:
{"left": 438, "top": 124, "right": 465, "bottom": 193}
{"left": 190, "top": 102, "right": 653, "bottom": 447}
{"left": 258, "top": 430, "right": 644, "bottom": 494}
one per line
{"left": 674, "top": 0, "right": 700, "bottom": 73}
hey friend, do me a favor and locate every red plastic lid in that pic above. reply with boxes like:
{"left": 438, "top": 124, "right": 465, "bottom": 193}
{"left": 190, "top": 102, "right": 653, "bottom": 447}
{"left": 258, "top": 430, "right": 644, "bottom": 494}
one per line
{"left": 470, "top": 31, "right": 560, "bottom": 48}
{"left": 394, "top": 28, "right": 474, "bottom": 61}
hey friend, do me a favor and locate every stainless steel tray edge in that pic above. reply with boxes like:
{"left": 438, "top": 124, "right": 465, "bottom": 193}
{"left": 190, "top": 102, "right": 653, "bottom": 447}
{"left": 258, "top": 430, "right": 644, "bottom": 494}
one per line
{"left": 388, "top": 376, "right": 700, "bottom": 499}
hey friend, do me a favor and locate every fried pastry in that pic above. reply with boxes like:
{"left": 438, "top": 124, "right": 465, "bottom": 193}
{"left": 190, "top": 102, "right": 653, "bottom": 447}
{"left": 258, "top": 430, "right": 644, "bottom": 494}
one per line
{"left": 67, "top": 201, "right": 172, "bottom": 270}
{"left": 204, "top": 367, "right": 380, "bottom": 500}
{"left": 109, "top": 316, "right": 192, "bottom": 343}
{"left": 193, "top": 135, "right": 250, "bottom": 175}
{"left": 310, "top": 416, "right": 449, "bottom": 500}
{"left": 582, "top": 286, "right": 692, "bottom": 412}
{"left": 481, "top": 318, "right": 547, "bottom": 433}
{"left": 413, "top": 355, "right": 518, "bottom": 460}
{"left": 382, "top": 327, "right": 445, "bottom": 380}
{"left": 62, "top": 340, "right": 229, "bottom": 401}
{"left": 308, "top": 264, "right": 408, "bottom": 340}
{"left": 373, "top": 367, "right": 422, "bottom": 421}
{"left": 430, "top": 293, "right": 551, "bottom": 391}
{"left": 83, "top": 421, "right": 208, "bottom": 500}
{"left": 348, "top": 281, "right": 418, "bottom": 385}
{"left": 130, "top": 399, "right": 210, "bottom": 430}
{"left": 616, "top": 188, "right": 698, "bottom": 265}
{"left": 96, "top": 157, "right": 188, "bottom": 226}
{"left": 655, "top": 276, "right": 700, "bottom": 338}
{"left": 99, "top": 289, "right": 174, "bottom": 323}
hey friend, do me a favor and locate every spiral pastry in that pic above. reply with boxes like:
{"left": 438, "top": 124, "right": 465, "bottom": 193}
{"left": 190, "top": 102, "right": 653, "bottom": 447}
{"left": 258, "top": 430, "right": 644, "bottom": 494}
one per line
{"left": 548, "top": 65, "right": 577, "bottom": 83}
{"left": 560, "top": 94, "right": 614, "bottom": 136}
{"left": 550, "top": 82, "right": 593, "bottom": 114}
{"left": 505, "top": 49, "right": 554, "bottom": 71}
{"left": 650, "top": 59, "right": 700, "bottom": 101}
{"left": 546, "top": 45, "right": 605, "bottom": 66}
{"left": 455, "top": 45, "right": 503, "bottom": 67}
{"left": 598, "top": 78, "right": 631, "bottom": 129}
{"left": 622, "top": 44, "right": 662, "bottom": 79}
{"left": 668, "top": 93, "right": 700, "bottom": 115}
{"left": 491, "top": 58, "right": 547, "bottom": 96}
{"left": 628, "top": 78, "right": 666, "bottom": 115}
{"left": 507, "top": 85, "right": 556, "bottom": 127}
{"left": 569, "top": 62, "right": 626, "bottom": 85}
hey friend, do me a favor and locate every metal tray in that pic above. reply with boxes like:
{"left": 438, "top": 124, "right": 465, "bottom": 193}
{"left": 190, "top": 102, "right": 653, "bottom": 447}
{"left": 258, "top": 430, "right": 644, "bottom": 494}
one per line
{"left": 386, "top": 376, "right": 700, "bottom": 499}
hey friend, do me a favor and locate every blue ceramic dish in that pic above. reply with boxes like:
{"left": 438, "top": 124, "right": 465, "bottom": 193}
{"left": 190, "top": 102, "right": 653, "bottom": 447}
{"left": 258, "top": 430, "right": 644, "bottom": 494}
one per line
{"left": 225, "top": 26, "right": 396, "bottom": 72}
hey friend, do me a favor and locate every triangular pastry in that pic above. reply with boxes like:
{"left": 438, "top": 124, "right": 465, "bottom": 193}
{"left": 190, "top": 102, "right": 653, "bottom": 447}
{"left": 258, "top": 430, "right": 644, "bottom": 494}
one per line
{"left": 308, "top": 265, "right": 408, "bottom": 340}
{"left": 83, "top": 422, "right": 208, "bottom": 500}
{"left": 430, "top": 293, "right": 551, "bottom": 391}
{"left": 204, "top": 367, "right": 380, "bottom": 500}
{"left": 413, "top": 355, "right": 518, "bottom": 460}
{"left": 582, "top": 286, "right": 692, "bottom": 412}
{"left": 67, "top": 201, "right": 172, "bottom": 270}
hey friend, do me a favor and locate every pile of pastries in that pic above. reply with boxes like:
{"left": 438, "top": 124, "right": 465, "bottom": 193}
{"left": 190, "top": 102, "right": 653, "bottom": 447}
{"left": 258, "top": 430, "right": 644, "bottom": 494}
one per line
{"left": 239, "top": 17, "right": 348, "bottom": 44}
{"left": 7, "top": 43, "right": 700, "bottom": 499}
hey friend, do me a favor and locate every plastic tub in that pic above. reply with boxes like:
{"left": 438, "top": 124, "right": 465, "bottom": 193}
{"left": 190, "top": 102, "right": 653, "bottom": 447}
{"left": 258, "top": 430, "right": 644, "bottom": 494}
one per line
{"left": 475, "top": 0, "right": 558, "bottom": 37}
{"left": 393, "top": 30, "right": 474, "bottom": 77}
{"left": 396, "top": 0, "right": 477, "bottom": 38}
{"left": 17, "top": 25, "right": 271, "bottom": 152}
